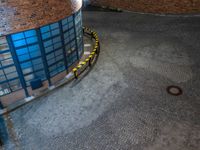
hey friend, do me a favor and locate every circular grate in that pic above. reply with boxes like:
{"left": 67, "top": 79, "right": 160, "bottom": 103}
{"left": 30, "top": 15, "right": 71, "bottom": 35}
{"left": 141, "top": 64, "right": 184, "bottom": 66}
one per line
{"left": 167, "top": 85, "right": 183, "bottom": 96}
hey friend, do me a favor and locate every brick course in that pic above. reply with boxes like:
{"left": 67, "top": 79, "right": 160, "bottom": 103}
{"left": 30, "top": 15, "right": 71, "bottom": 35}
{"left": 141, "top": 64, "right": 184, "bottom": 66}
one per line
{"left": 90, "top": 0, "right": 200, "bottom": 14}
{"left": 0, "top": 0, "right": 82, "bottom": 36}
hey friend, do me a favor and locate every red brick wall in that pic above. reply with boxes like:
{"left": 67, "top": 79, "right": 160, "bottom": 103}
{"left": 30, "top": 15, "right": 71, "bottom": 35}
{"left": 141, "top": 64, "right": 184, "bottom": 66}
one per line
{"left": 0, "top": 0, "right": 82, "bottom": 36}
{"left": 90, "top": 0, "right": 200, "bottom": 14}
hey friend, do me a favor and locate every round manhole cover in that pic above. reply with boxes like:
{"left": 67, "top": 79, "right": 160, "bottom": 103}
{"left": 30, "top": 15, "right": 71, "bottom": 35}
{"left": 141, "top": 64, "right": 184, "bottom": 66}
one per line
{"left": 167, "top": 85, "right": 183, "bottom": 96}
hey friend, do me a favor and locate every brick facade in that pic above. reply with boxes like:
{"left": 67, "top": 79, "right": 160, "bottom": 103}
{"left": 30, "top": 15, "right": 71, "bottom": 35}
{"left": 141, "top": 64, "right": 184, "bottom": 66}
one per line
{"left": 90, "top": 0, "right": 200, "bottom": 14}
{"left": 0, "top": 0, "right": 82, "bottom": 36}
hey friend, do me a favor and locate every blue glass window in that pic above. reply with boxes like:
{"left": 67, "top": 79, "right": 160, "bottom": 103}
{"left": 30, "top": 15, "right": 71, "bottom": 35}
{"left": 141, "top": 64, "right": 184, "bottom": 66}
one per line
{"left": 0, "top": 36, "right": 22, "bottom": 95}
{"left": 11, "top": 33, "right": 24, "bottom": 41}
{"left": 24, "top": 30, "right": 36, "bottom": 37}
{"left": 13, "top": 39, "right": 26, "bottom": 47}
{"left": 40, "top": 26, "right": 50, "bottom": 33}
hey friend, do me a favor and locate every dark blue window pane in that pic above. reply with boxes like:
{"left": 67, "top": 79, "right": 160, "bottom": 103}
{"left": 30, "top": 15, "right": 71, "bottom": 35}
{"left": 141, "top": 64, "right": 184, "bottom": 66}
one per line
{"left": 69, "top": 22, "right": 73, "bottom": 28}
{"left": 50, "top": 23, "right": 59, "bottom": 30}
{"left": 42, "top": 32, "right": 51, "bottom": 40}
{"left": 33, "top": 64, "right": 43, "bottom": 71}
{"left": 40, "top": 26, "right": 50, "bottom": 33}
{"left": 63, "top": 24, "right": 68, "bottom": 31}
{"left": 16, "top": 47, "right": 28, "bottom": 55}
{"left": 26, "top": 37, "right": 38, "bottom": 44}
{"left": 46, "top": 53, "right": 54, "bottom": 60}
{"left": 69, "top": 29, "right": 74, "bottom": 35}
{"left": 51, "top": 29, "right": 60, "bottom": 36}
{"left": 45, "top": 46, "right": 54, "bottom": 53}
{"left": 73, "top": 56, "right": 77, "bottom": 62}
{"left": 71, "top": 40, "right": 75, "bottom": 46}
{"left": 54, "top": 42, "right": 62, "bottom": 49}
{"left": 35, "top": 70, "right": 45, "bottom": 79}
{"left": 24, "top": 30, "right": 36, "bottom": 37}
{"left": 62, "top": 18, "right": 68, "bottom": 25}
{"left": 28, "top": 44, "right": 40, "bottom": 52}
{"left": 55, "top": 49, "right": 62, "bottom": 56}
{"left": 65, "top": 45, "right": 70, "bottom": 51}
{"left": 44, "top": 40, "right": 53, "bottom": 48}
{"left": 53, "top": 37, "right": 61, "bottom": 43}
{"left": 48, "top": 58, "right": 56, "bottom": 66}
{"left": 56, "top": 55, "right": 63, "bottom": 61}
{"left": 14, "top": 39, "right": 26, "bottom": 47}
{"left": 68, "top": 16, "right": 73, "bottom": 22}
{"left": 21, "top": 62, "right": 32, "bottom": 69}
{"left": 32, "top": 58, "right": 42, "bottom": 65}
{"left": 18, "top": 54, "right": 30, "bottom": 62}
{"left": 11, "top": 33, "right": 24, "bottom": 41}
{"left": 70, "top": 34, "right": 75, "bottom": 40}
{"left": 30, "top": 51, "right": 41, "bottom": 58}
{"left": 65, "top": 38, "right": 70, "bottom": 44}
{"left": 49, "top": 65, "right": 56, "bottom": 72}
{"left": 64, "top": 32, "right": 69, "bottom": 39}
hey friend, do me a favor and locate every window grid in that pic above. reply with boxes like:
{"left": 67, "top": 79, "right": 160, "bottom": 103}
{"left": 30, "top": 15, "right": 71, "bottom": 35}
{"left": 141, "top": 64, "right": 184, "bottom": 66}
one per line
{"left": 0, "top": 10, "right": 83, "bottom": 97}
{"left": 0, "top": 37, "right": 22, "bottom": 96}
{"left": 40, "top": 23, "right": 65, "bottom": 77}
{"left": 11, "top": 30, "right": 46, "bottom": 86}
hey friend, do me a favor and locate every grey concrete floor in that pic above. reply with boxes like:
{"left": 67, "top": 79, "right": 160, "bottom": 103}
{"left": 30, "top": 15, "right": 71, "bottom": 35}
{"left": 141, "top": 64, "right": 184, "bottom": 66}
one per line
{"left": 5, "top": 10, "right": 200, "bottom": 150}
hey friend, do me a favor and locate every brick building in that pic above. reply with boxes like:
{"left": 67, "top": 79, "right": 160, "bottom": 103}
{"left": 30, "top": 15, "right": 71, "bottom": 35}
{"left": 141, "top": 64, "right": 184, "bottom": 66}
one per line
{"left": 0, "top": 0, "right": 83, "bottom": 106}
{"left": 90, "top": 0, "right": 200, "bottom": 14}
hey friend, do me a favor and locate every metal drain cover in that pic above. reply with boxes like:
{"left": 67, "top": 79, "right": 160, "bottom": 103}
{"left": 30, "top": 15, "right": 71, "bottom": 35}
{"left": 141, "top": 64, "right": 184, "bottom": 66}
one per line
{"left": 167, "top": 85, "right": 183, "bottom": 96}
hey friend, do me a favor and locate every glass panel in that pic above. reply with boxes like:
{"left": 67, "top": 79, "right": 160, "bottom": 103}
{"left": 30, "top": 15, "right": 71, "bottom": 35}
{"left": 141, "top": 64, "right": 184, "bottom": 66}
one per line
{"left": 26, "top": 37, "right": 38, "bottom": 44}
{"left": 44, "top": 40, "right": 53, "bottom": 48}
{"left": 68, "top": 16, "right": 73, "bottom": 22}
{"left": 0, "top": 82, "right": 11, "bottom": 96}
{"left": 22, "top": 67, "right": 33, "bottom": 74}
{"left": 24, "top": 74, "right": 34, "bottom": 81}
{"left": 53, "top": 36, "right": 61, "bottom": 43}
{"left": 4, "top": 66, "right": 16, "bottom": 74}
{"left": 16, "top": 47, "right": 28, "bottom": 55}
{"left": 24, "top": 30, "right": 36, "bottom": 38}
{"left": 42, "top": 32, "right": 51, "bottom": 40}
{"left": 40, "top": 25, "right": 50, "bottom": 33}
{"left": 14, "top": 39, "right": 26, "bottom": 47}
{"left": 9, "top": 79, "right": 21, "bottom": 91}
{"left": 62, "top": 18, "right": 68, "bottom": 25}
{"left": 11, "top": 33, "right": 24, "bottom": 41}
{"left": 51, "top": 29, "right": 60, "bottom": 36}
{"left": 35, "top": 70, "right": 45, "bottom": 79}
{"left": 28, "top": 44, "right": 40, "bottom": 52}
{"left": 0, "top": 75, "right": 6, "bottom": 82}
{"left": 45, "top": 46, "right": 54, "bottom": 53}
{"left": 30, "top": 51, "right": 41, "bottom": 58}
{"left": 6, "top": 72, "right": 18, "bottom": 79}
{"left": 50, "top": 23, "right": 59, "bottom": 30}
{"left": 18, "top": 54, "right": 30, "bottom": 62}
{"left": 47, "top": 58, "right": 56, "bottom": 66}
{"left": 54, "top": 42, "right": 62, "bottom": 49}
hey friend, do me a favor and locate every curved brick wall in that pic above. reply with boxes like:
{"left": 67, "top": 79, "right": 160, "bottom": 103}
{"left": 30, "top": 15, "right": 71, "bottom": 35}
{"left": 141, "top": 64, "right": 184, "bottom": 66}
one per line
{"left": 0, "top": 0, "right": 82, "bottom": 36}
{"left": 90, "top": 0, "right": 200, "bottom": 14}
